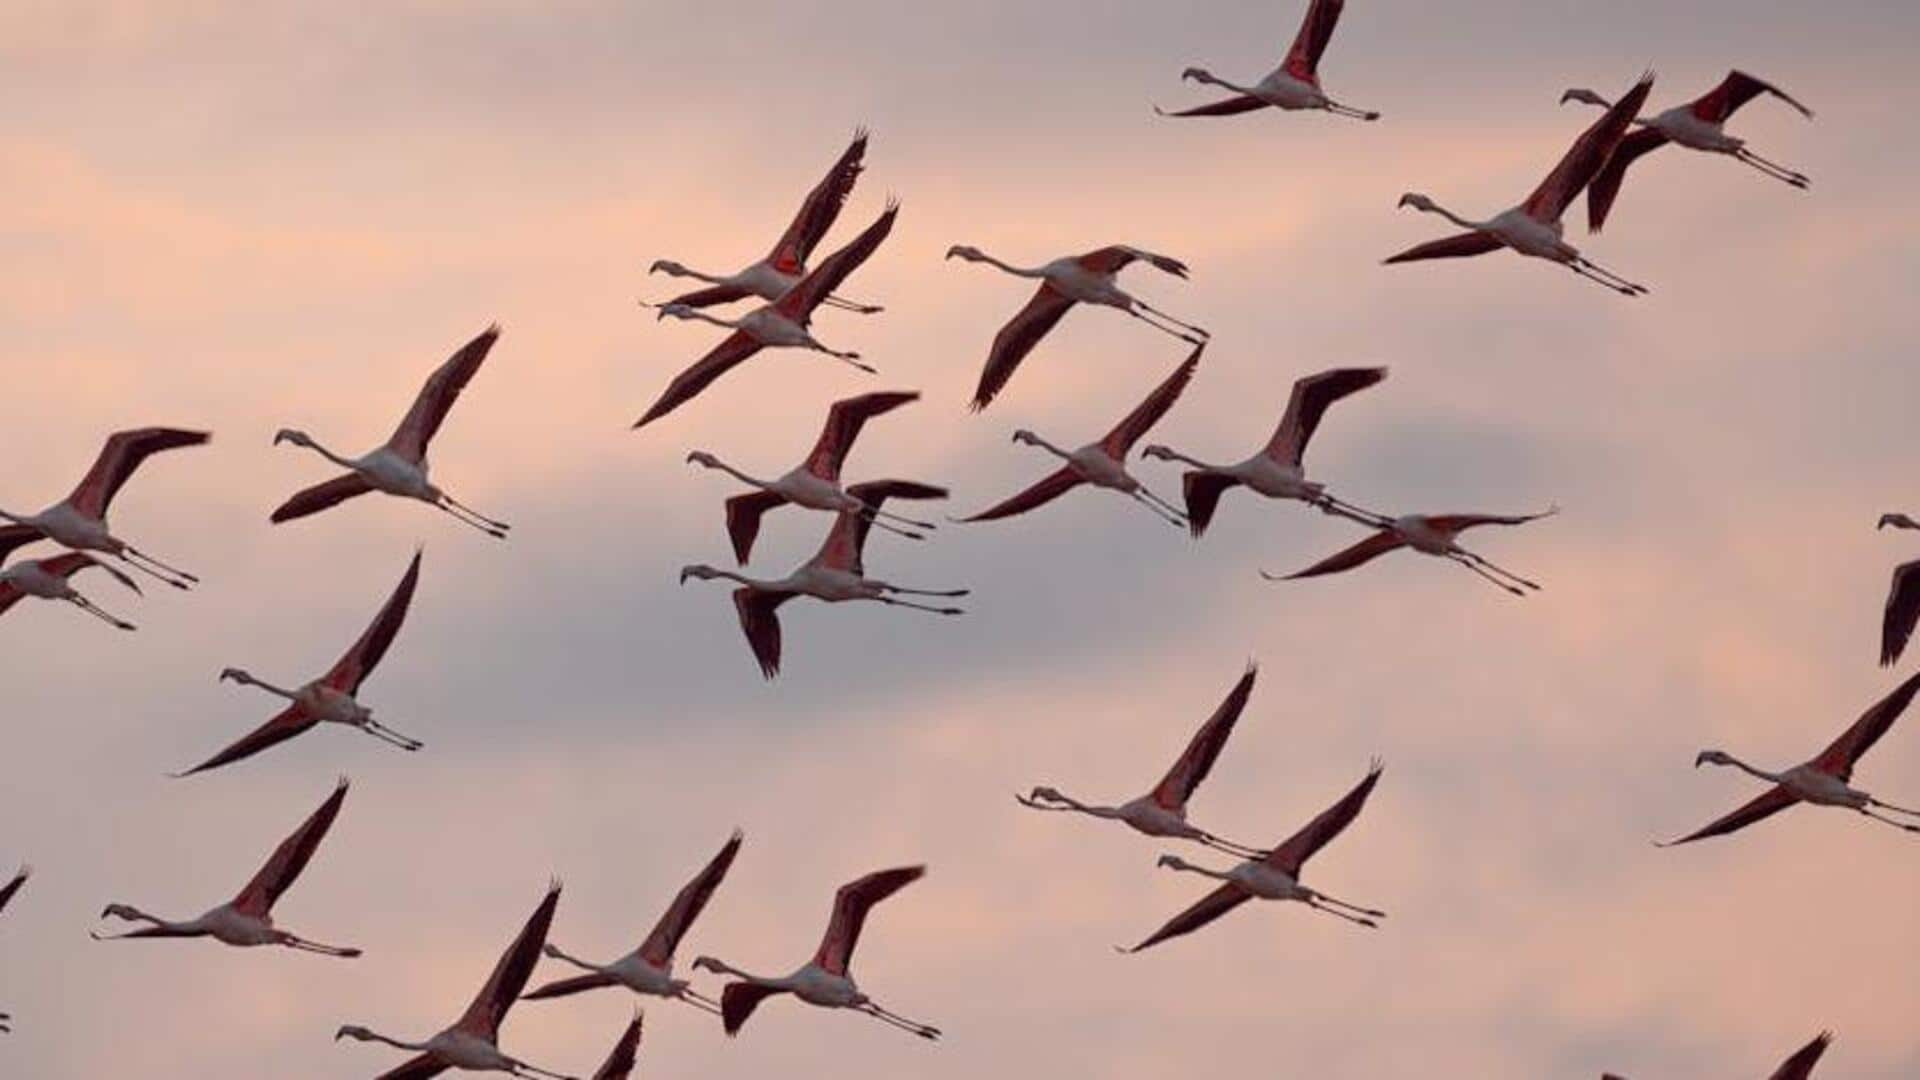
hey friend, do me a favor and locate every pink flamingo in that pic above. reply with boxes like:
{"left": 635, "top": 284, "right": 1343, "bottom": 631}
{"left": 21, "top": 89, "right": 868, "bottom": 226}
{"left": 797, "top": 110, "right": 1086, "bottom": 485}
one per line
{"left": 955, "top": 345, "right": 1200, "bottom": 528}
{"left": 271, "top": 325, "right": 510, "bottom": 538}
{"left": 648, "top": 130, "right": 882, "bottom": 315}
{"left": 1266, "top": 509, "right": 1557, "bottom": 595}
{"left": 1386, "top": 73, "right": 1655, "bottom": 296}
{"left": 175, "top": 551, "right": 424, "bottom": 776}
{"left": 1158, "top": 0, "right": 1378, "bottom": 122}
{"left": 1125, "top": 761, "right": 1386, "bottom": 952}
{"left": 1019, "top": 663, "right": 1269, "bottom": 857}
{"left": 0, "top": 552, "right": 140, "bottom": 630}
{"left": 1142, "top": 365, "right": 1387, "bottom": 536}
{"left": 93, "top": 778, "right": 361, "bottom": 958}
{"left": 524, "top": 831, "right": 740, "bottom": 1016}
{"left": 635, "top": 202, "right": 898, "bottom": 429}
{"left": 946, "top": 244, "right": 1207, "bottom": 411}
{"left": 691, "top": 865, "right": 940, "bottom": 1040}
{"left": 0, "top": 427, "right": 208, "bottom": 589}
{"left": 336, "top": 881, "right": 575, "bottom": 1079}
{"left": 1659, "top": 671, "right": 1920, "bottom": 845}
{"left": 679, "top": 480, "right": 965, "bottom": 678}
{"left": 687, "top": 390, "right": 938, "bottom": 563}
{"left": 1561, "top": 70, "right": 1812, "bottom": 231}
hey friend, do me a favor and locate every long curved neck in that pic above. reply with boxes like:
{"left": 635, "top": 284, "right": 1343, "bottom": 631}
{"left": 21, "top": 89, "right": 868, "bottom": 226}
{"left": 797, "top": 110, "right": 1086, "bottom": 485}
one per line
{"left": 1713, "top": 754, "right": 1784, "bottom": 785}
{"left": 672, "top": 308, "right": 742, "bottom": 331}
{"left": 695, "top": 457, "right": 770, "bottom": 488}
{"left": 966, "top": 251, "right": 1044, "bottom": 278}
{"left": 1419, "top": 201, "right": 1484, "bottom": 232}
{"left": 665, "top": 264, "right": 727, "bottom": 285}
{"left": 353, "top": 1030, "right": 431, "bottom": 1053}
{"left": 1197, "top": 72, "right": 1257, "bottom": 96}
{"left": 544, "top": 944, "right": 598, "bottom": 971}
{"left": 701, "top": 958, "right": 782, "bottom": 985}
{"left": 1051, "top": 791, "right": 1120, "bottom": 818}
{"left": 1166, "top": 858, "right": 1233, "bottom": 882}
{"left": 1150, "top": 447, "right": 1216, "bottom": 470}
{"left": 1022, "top": 434, "right": 1073, "bottom": 460}
{"left": 232, "top": 672, "right": 300, "bottom": 700}
{"left": 298, "top": 438, "right": 361, "bottom": 471}
{"left": 704, "top": 569, "right": 771, "bottom": 589}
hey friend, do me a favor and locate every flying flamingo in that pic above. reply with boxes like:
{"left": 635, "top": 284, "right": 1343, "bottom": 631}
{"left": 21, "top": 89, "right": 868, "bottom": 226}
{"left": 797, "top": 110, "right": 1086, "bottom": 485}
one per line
{"left": 946, "top": 244, "right": 1208, "bottom": 411}
{"left": 0, "top": 865, "right": 26, "bottom": 1034}
{"left": 1561, "top": 71, "right": 1812, "bottom": 231}
{"left": 1603, "top": 1030, "right": 1832, "bottom": 1080}
{"left": 1265, "top": 509, "right": 1558, "bottom": 596}
{"left": 691, "top": 865, "right": 940, "bottom": 1041}
{"left": 687, "top": 390, "right": 938, "bottom": 564}
{"left": 270, "top": 325, "right": 510, "bottom": 538}
{"left": 174, "top": 551, "right": 424, "bottom": 776}
{"left": 635, "top": 202, "right": 899, "bottom": 429}
{"left": 679, "top": 480, "right": 966, "bottom": 678}
{"left": 1142, "top": 365, "right": 1387, "bottom": 537}
{"left": 1386, "top": 73, "right": 1655, "bottom": 296}
{"left": 0, "top": 427, "right": 208, "bottom": 590}
{"left": 0, "top": 552, "right": 141, "bottom": 630}
{"left": 1124, "top": 760, "right": 1387, "bottom": 952}
{"left": 1658, "top": 670, "right": 1920, "bottom": 845}
{"left": 1877, "top": 513, "right": 1920, "bottom": 667}
{"left": 524, "top": 830, "right": 740, "bottom": 1016}
{"left": 1019, "top": 663, "right": 1270, "bottom": 858}
{"left": 92, "top": 778, "right": 361, "bottom": 958}
{"left": 336, "top": 881, "right": 575, "bottom": 1080}
{"left": 647, "top": 130, "right": 881, "bottom": 315}
{"left": 1157, "top": 0, "right": 1378, "bottom": 122}
{"left": 955, "top": 345, "right": 1200, "bottom": 528}
{"left": 588, "top": 1014, "right": 642, "bottom": 1080}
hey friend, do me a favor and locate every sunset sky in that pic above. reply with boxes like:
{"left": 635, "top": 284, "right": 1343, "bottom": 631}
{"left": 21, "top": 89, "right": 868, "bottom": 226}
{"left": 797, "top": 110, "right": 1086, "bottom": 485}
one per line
{"left": 3, "top": 1, "right": 1919, "bottom": 1076}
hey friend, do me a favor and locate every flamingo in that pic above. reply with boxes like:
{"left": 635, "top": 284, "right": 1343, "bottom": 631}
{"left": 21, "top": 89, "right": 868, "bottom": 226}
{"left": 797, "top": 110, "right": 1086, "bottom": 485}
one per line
{"left": 270, "top": 325, "right": 510, "bottom": 538}
{"left": 588, "top": 1014, "right": 642, "bottom": 1080}
{"left": 687, "top": 390, "right": 938, "bottom": 564}
{"left": 1142, "top": 365, "right": 1387, "bottom": 537}
{"left": 0, "top": 552, "right": 141, "bottom": 630}
{"left": 1124, "top": 760, "right": 1387, "bottom": 952}
{"left": 1877, "top": 514, "right": 1920, "bottom": 667}
{"left": 1265, "top": 509, "right": 1558, "bottom": 596}
{"left": 955, "top": 345, "right": 1200, "bottom": 528}
{"left": 524, "top": 831, "right": 740, "bottom": 1016}
{"left": 1157, "top": 0, "right": 1378, "bottom": 122}
{"left": 174, "top": 551, "right": 424, "bottom": 776}
{"left": 92, "top": 778, "right": 361, "bottom": 958}
{"left": 0, "top": 427, "right": 208, "bottom": 590}
{"left": 691, "top": 865, "right": 940, "bottom": 1041}
{"left": 1019, "top": 663, "right": 1270, "bottom": 858}
{"left": 1561, "top": 71, "right": 1812, "bottom": 231}
{"left": 0, "top": 865, "right": 26, "bottom": 1034}
{"left": 635, "top": 202, "right": 899, "bottom": 429}
{"left": 945, "top": 244, "right": 1208, "bottom": 411}
{"left": 647, "top": 130, "right": 881, "bottom": 315}
{"left": 1386, "top": 73, "right": 1655, "bottom": 296}
{"left": 1603, "top": 1030, "right": 1832, "bottom": 1080}
{"left": 336, "top": 881, "right": 576, "bottom": 1080}
{"left": 680, "top": 480, "right": 966, "bottom": 678}
{"left": 1658, "top": 670, "right": 1920, "bottom": 845}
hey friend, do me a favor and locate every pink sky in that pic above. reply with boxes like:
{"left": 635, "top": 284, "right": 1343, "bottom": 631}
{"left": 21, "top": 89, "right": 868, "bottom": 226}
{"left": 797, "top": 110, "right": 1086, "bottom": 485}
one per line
{"left": 2, "top": 1, "right": 1918, "bottom": 1076}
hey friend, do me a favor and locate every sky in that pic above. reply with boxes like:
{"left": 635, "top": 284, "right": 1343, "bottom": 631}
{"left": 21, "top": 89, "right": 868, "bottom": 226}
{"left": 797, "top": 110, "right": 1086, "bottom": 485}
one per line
{"left": 2, "top": 1, "right": 1919, "bottom": 1076}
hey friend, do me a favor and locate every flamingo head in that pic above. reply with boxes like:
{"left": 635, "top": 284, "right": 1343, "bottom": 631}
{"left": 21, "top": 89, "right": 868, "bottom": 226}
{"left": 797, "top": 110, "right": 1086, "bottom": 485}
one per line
{"left": 1010, "top": 429, "right": 1041, "bottom": 447}
{"left": 1693, "top": 750, "right": 1734, "bottom": 769}
{"left": 690, "top": 955, "right": 728, "bottom": 975}
{"left": 1180, "top": 67, "right": 1212, "bottom": 83}
{"left": 1396, "top": 193, "right": 1438, "bottom": 213}
{"left": 334, "top": 1025, "right": 377, "bottom": 1043}
{"left": 1878, "top": 513, "right": 1919, "bottom": 531}
{"left": 678, "top": 564, "right": 723, "bottom": 585}
{"left": 647, "top": 259, "right": 684, "bottom": 276}
{"left": 1154, "top": 854, "right": 1190, "bottom": 871}
{"left": 272, "top": 428, "right": 313, "bottom": 448}
{"left": 684, "top": 450, "right": 721, "bottom": 469}
{"left": 1139, "top": 444, "right": 1174, "bottom": 461}
{"left": 1027, "top": 786, "right": 1064, "bottom": 803}
{"left": 98, "top": 903, "right": 141, "bottom": 921}
{"left": 943, "top": 245, "right": 983, "bottom": 262}
{"left": 1559, "top": 88, "right": 1611, "bottom": 108}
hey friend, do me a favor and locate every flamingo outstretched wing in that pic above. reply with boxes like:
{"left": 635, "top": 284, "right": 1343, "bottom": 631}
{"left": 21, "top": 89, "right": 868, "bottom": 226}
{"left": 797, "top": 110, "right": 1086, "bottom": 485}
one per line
{"left": 174, "top": 703, "right": 320, "bottom": 777}
{"left": 1766, "top": 1031, "right": 1833, "bottom": 1080}
{"left": 805, "top": 391, "right": 919, "bottom": 481}
{"left": 954, "top": 467, "right": 1082, "bottom": 524}
{"left": 1583, "top": 127, "right": 1671, "bottom": 232}
{"left": 1880, "top": 559, "right": 1920, "bottom": 667}
{"left": 776, "top": 200, "right": 899, "bottom": 325}
{"left": 0, "top": 866, "right": 28, "bottom": 916}
{"left": 1076, "top": 245, "right": 1190, "bottom": 278}
{"left": 387, "top": 325, "right": 501, "bottom": 463}
{"left": 638, "top": 830, "right": 744, "bottom": 967}
{"left": 590, "top": 1014, "right": 644, "bottom": 1080}
{"left": 1266, "top": 366, "right": 1387, "bottom": 467}
{"left": 633, "top": 331, "right": 764, "bottom": 430}
{"left": 1281, "top": 530, "right": 1407, "bottom": 580}
{"left": 373, "top": 1055, "right": 449, "bottom": 1080}
{"left": 232, "top": 778, "right": 349, "bottom": 917}
{"left": 1383, "top": 231, "right": 1503, "bottom": 264}
{"left": 1693, "top": 70, "right": 1813, "bottom": 124}
{"left": 1101, "top": 345, "right": 1202, "bottom": 458}
{"left": 1179, "top": 471, "right": 1243, "bottom": 539}
{"left": 814, "top": 480, "right": 948, "bottom": 575}
{"left": 970, "top": 284, "right": 1075, "bottom": 411}
{"left": 453, "top": 882, "right": 561, "bottom": 1041}
{"left": 67, "top": 427, "right": 210, "bottom": 518}
{"left": 1159, "top": 95, "right": 1269, "bottom": 119}
{"left": 767, "top": 130, "right": 868, "bottom": 273}
{"left": 1523, "top": 73, "right": 1656, "bottom": 222}
{"left": 724, "top": 489, "right": 789, "bottom": 565}
{"left": 1810, "top": 668, "right": 1920, "bottom": 781}
{"left": 1264, "top": 761, "right": 1383, "bottom": 876}
{"left": 1657, "top": 785, "right": 1800, "bottom": 847}
{"left": 1151, "top": 663, "right": 1258, "bottom": 811}
{"left": 718, "top": 980, "right": 788, "bottom": 1036}
{"left": 812, "top": 865, "right": 925, "bottom": 976}
{"left": 1282, "top": 0, "right": 1346, "bottom": 84}
{"left": 323, "top": 551, "right": 422, "bottom": 695}
{"left": 1123, "top": 883, "right": 1250, "bottom": 953}
{"left": 661, "top": 282, "right": 754, "bottom": 310}
{"left": 734, "top": 586, "right": 797, "bottom": 680}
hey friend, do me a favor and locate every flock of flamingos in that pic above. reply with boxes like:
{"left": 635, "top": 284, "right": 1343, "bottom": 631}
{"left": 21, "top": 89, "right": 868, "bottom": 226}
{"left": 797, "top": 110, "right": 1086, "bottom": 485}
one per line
{"left": 0, "top": 2, "right": 1910, "bottom": 1077}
